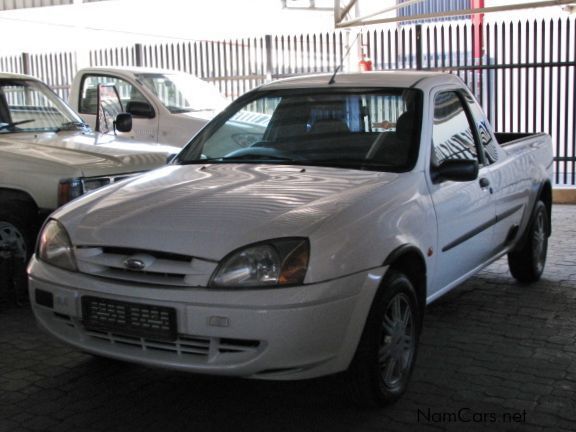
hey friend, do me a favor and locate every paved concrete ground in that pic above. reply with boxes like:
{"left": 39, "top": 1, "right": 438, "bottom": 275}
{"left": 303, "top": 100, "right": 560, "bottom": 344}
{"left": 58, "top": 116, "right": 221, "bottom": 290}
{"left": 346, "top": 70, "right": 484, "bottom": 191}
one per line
{"left": 1, "top": 205, "right": 575, "bottom": 432}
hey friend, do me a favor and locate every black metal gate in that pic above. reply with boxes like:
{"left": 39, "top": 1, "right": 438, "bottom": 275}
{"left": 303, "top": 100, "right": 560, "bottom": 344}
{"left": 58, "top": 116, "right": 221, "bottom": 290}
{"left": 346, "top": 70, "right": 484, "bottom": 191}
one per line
{"left": 363, "top": 19, "right": 576, "bottom": 186}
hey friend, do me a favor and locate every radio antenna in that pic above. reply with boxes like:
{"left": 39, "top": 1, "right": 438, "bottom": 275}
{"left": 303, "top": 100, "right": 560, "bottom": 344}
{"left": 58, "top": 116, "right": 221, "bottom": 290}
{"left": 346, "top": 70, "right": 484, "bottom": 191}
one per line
{"left": 329, "top": 31, "right": 361, "bottom": 85}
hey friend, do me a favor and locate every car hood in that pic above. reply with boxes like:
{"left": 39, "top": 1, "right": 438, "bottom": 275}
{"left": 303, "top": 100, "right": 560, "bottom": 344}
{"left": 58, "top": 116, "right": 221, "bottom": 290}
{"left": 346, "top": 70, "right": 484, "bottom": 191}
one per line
{"left": 0, "top": 130, "right": 179, "bottom": 176}
{"left": 56, "top": 163, "right": 400, "bottom": 260}
{"left": 179, "top": 109, "right": 219, "bottom": 121}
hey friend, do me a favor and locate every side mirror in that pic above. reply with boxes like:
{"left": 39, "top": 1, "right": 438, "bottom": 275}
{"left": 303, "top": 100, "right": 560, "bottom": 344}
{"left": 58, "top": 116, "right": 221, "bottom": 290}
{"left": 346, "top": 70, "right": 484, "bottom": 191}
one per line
{"left": 96, "top": 83, "right": 123, "bottom": 134}
{"left": 166, "top": 153, "right": 177, "bottom": 164}
{"left": 114, "top": 113, "right": 133, "bottom": 133}
{"left": 125, "top": 101, "right": 155, "bottom": 118}
{"left": 432, "top": 159, "right": 479, "bottom": 183}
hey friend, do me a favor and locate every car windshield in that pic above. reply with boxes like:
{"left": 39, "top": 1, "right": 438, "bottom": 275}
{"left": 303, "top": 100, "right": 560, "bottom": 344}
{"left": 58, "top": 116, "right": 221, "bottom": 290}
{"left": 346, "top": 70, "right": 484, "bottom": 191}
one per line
{"left": 177, "top": 88, "right": 422, "bottom": 171}
{"left": 0, "top": 79, "right": 84, "bottom": 133}
{"left": 135, "top": 73, "right": 228, "bottom": 114}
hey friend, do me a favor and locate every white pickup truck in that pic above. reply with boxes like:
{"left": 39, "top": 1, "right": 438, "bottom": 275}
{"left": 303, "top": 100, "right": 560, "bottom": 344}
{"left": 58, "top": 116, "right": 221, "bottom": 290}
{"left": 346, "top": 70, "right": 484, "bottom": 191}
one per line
{"left": 29, "top": 72, "right": 553, "bottom": 407}
{"left": 69, "top": 67, "right": 228, "bottom": 147}
{"left": 0, "top": 72, "right": 179, "bottom": 266}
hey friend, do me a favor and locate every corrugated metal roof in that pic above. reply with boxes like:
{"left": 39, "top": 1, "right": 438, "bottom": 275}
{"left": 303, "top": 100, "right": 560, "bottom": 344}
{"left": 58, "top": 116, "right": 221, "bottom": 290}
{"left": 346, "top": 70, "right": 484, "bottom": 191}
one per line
{"left": 0, "top": 0, "right": 106, "bottom": 12}
{"left": 397, "top": 0, "right": 470, "bottom": 23}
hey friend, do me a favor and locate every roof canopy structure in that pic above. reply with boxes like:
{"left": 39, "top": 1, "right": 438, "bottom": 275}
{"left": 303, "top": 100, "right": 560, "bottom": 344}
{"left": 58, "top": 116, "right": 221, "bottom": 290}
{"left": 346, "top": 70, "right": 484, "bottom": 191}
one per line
{"left": 333, "top": 0, "right": 576, "bottom": 28}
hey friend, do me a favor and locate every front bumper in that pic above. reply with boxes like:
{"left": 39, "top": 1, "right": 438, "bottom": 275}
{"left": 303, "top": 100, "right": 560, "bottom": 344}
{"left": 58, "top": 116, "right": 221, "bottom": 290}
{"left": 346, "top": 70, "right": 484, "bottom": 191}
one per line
{"left": 28, "top": 257, "right": 386, "bottom": 380}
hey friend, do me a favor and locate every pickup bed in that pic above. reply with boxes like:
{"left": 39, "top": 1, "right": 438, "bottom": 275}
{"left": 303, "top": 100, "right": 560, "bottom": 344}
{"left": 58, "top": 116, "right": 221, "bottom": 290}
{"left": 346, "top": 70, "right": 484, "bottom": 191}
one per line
{"left": 29, "top": 71, "right": 553, "bottom": 407}
{"left": 0, "top": 73, "right": 179, "bottom": 267}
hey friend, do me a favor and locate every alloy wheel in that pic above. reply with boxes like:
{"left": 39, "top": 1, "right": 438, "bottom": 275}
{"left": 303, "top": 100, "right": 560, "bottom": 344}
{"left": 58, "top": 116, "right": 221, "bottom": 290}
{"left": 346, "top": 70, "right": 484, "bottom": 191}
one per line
{"left": 378, "top": 292, "right": 416, "bottom": 389}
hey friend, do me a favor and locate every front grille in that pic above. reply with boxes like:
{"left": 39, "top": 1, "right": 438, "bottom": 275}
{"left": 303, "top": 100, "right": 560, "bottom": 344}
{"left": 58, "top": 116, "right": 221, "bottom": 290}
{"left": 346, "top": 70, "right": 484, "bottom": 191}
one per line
{"left": 50, "top": 311, "right": 263, "bottom": 364}
{"left": 75, "top": 246, "right": 217, "bottom": 287}
{"left": 101, "top": 247, "right": 191, "bottom": 263}
{"left": 85, "top": 328, "right": 262, "bottom": 361}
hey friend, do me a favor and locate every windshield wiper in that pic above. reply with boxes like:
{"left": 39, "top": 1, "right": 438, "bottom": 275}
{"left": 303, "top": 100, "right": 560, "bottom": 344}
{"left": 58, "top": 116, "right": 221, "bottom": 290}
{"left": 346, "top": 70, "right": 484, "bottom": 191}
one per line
{"left": 299, "top": 159, "right": 395, "bottom": 170}
{"left": 181, "top": 154, "right": 299, "bottom": 165}
{"left": 55, "top": 121, "right": 90, "bottom": 132}
{"left": 0, "top": 119, "right": 35, "bottom": 131}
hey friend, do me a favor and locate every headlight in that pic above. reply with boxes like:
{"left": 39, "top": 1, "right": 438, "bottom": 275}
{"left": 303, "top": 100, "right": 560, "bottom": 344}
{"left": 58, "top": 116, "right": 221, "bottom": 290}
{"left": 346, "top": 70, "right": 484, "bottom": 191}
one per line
{"left": 82, "top": 177, "right": 112, "bottom": 193}
{"left": 210, "top": 238, "right": 309, "bottom": 289}
{"left": 58, "top": 175, "right": 134, "bottom": 206}
{"left": 37, "top": 220, "right": 77, "bottom": 272}
{"left": 58, "top": 178, "right": 83, "bottom": 206}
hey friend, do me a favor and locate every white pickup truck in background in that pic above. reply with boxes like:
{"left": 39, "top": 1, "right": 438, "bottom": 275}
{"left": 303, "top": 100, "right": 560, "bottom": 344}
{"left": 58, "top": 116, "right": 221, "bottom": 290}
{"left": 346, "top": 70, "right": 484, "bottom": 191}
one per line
{"left": 0, "top": 72, "right": 179, "bottom": 269}
{"left": 69, "top": 67, "right": 228, "bottom": 147}
{"left": 30, "top": 72, "right": 553, "bottom": 407}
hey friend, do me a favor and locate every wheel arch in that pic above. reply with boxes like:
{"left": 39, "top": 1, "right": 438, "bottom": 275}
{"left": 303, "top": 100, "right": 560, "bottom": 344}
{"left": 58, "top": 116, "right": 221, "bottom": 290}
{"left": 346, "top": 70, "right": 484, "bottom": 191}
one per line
{"left": 0, "top": 188, "right": 41, "bottom": 232}
{"left": 538, "top": 180, "right": 552, "bottom": 236}
{"left": 513, "top": 180, "right": 552, "bottom": 252}
{"left": 0, "top": 188, "right": 38, "bottom": 210}
{"left": 383, "top": 244, "right": 427, "bottom": 324}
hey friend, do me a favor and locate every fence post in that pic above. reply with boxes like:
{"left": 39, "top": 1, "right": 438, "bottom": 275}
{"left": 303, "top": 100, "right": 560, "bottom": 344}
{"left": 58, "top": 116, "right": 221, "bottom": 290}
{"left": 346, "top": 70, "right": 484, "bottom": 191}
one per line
{"left": 21, "top": 53, "right": 31, "bottom": 75}
{"left": 415, "top": 25, "right": 423, "bottom": 70}
{"left": 264, "top": 35, "right": 273, "bottom": 82}
{"left": 134, "top": 43, "right": 144, "bottom": 67}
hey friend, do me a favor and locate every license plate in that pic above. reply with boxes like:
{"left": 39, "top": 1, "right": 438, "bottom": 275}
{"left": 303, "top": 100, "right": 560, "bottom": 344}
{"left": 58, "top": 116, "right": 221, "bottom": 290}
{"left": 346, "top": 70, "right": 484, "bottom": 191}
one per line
{"left": 82, "top": 296, "right": 177, "bottom": 341}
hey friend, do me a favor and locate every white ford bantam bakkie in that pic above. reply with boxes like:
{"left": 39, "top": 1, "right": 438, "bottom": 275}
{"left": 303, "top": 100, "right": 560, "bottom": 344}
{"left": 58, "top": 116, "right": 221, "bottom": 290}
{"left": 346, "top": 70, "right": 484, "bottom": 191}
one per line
{"left": 29, "top": 72, "right": 553, "bottom": 406}
{"left": 69, "top": 67, "right": 229, "bottom": 147}
{"left": 0, "top": 73, "right": 179, "bottom": 264}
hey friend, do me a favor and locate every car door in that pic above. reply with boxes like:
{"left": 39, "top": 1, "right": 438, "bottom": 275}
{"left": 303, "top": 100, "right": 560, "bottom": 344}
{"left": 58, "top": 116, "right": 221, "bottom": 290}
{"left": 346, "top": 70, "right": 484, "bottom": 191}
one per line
{"left": 77, "top": 74, "right": 160, "bottom": 143}
{"left": 464, "top": 93, "right": 528, "bottom": 255}
{"left": 427, "top": 89, "right": 496, "bottom": 297}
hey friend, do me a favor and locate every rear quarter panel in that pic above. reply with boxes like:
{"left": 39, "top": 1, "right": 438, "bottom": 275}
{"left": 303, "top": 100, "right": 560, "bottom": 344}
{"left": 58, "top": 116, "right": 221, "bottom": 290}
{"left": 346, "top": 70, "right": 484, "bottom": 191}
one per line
{"left": 491, "top": 133, "right": 553, "bottom": 247}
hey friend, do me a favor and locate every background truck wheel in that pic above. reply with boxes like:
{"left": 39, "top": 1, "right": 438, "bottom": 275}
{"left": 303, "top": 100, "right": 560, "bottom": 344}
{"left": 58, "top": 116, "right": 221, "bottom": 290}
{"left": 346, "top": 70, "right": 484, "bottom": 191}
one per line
{"left": 0, "top": 203, "right": 33, "bottom": 301}
{"left": 507, "top": 200, "right": 548, "bottom": 283}
{"left": 346, "top": 270, "right": 420, "bottom": 407}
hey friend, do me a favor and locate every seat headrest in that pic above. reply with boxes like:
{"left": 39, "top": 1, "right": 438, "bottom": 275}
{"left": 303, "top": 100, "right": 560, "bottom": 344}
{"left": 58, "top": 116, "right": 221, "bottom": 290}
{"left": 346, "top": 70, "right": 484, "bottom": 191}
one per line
{"left": 396, "top": 111, "right": 416, "bottom": 140}
{"left": 310, "top": 119, "right": 350, "bottom": 134}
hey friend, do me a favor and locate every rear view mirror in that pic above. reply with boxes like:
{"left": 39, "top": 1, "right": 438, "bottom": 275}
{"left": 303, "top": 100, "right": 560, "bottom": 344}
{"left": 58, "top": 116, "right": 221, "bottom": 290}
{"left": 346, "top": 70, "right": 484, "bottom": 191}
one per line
{"left": 432, "top": 159, "right": 479, "bottom": 183}
{"left": 126, "top": 101, "right": 155, "bottom": 118}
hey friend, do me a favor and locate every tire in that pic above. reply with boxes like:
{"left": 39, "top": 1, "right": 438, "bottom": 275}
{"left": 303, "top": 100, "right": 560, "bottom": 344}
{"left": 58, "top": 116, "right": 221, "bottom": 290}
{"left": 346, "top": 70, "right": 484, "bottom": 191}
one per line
{"left": 346, "top": 270, "right": 421, "bottom": 407}
{"left": 0, "top": 202, "right": 34, "bottom": 300}
{"left": 507, "top": 200, "right": 548, "bottom": 283}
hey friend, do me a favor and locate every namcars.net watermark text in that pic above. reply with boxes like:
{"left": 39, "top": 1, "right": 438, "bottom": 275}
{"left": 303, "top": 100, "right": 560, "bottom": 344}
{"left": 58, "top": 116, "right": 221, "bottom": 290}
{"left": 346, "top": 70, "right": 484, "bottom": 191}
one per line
{"left": 418, "top": 408, "right": 527, "bottom": 424}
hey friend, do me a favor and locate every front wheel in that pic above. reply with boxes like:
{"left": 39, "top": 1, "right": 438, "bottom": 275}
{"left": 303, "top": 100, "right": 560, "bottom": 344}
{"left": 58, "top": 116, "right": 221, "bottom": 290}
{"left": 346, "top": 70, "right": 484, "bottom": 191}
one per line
{"left": 507, "top": 200, "right": 549, "bottom": 283}
{"left": 0, "top": 204, "right": 33, "bottom": 301}
{"left": 346, "top": 271, "right": 420, "bottom": 407}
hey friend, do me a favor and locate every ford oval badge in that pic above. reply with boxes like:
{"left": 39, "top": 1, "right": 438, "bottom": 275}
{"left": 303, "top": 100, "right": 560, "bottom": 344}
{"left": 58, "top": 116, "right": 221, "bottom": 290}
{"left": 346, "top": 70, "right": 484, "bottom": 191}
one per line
{"left": 124, "top": 257, "right": 146, "bottom": 271}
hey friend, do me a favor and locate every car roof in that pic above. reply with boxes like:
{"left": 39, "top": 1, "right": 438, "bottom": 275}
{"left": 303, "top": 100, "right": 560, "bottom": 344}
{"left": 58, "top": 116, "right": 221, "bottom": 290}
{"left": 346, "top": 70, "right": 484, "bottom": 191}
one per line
{"left": 259, "top": 71, "right": 463, "bottom": 91}
{"left": 77, "top": 66, "right": 193, "bottom": 76}
{"left": 0, "top": 72, "right": 39, "bottom": 80}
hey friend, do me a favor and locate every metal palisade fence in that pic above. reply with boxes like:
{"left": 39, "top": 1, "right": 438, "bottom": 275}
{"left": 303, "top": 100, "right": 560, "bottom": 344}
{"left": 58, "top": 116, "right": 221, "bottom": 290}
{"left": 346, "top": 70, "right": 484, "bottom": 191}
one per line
{"left": 1, "top": 17, "right": 574, "bottom": 185}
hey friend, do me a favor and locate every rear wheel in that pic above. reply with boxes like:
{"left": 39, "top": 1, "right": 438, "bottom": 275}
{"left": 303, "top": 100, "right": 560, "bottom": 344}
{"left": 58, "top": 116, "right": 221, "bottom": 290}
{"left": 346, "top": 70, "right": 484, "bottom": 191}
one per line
{"left": 346, "top": 271, "right": 420, "bottom": 407}
{"left": 507, "top": 200, "right": 548, "bottom": 283}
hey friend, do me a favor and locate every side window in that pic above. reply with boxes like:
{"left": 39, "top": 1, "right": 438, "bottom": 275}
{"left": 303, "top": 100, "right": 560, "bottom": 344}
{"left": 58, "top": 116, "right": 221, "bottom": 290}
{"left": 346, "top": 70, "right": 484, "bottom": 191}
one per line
{"left": 79, "top": 75, "right": 148, "bottom": 115}
{"left": 431, "top": 91, "right": 479, "bottom": 167}
{"left": 464, "top": 93, "right": 499, "bottom": 164}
